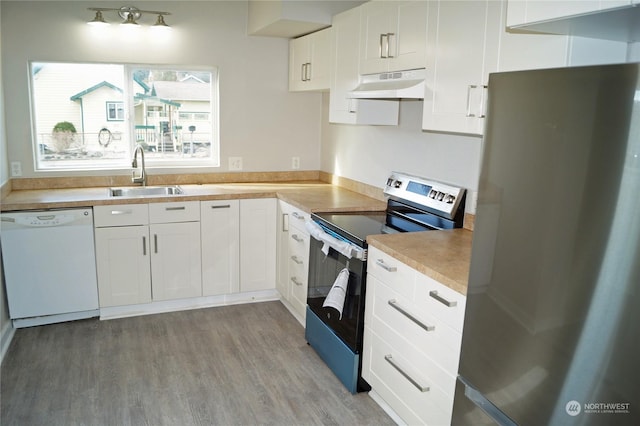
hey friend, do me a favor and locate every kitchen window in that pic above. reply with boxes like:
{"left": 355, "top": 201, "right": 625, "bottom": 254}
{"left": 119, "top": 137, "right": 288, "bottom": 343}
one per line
{"left": 30, "top": 62, "right": 219, "bottom": 171}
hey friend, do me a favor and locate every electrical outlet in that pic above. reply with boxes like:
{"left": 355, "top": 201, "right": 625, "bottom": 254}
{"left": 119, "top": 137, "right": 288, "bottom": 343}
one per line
{"left": 10, "top": 161, "right": 22, "bottom": 177}
{"left": 229, "top": 157, "right": 243, "bottom": 171}
{"left": 291, "top": 157, "right": 300, "bottom": 170}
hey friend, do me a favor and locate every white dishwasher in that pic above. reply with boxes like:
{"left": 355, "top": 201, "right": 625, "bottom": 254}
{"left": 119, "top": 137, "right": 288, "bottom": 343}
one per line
{"left": 1, "top": 208, "right": 99, "bottom": 328}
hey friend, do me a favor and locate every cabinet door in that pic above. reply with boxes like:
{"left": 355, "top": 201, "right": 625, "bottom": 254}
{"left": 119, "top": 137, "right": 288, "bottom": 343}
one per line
{"left": 276, "top": 201, "right": 294, "bottom": 300}
{"left": 506, "top": 0, "right": 630, "bottom": 27}
{"left": 359, "top": 1, "right": 394, "bottom": 74}
{"left": 307, "top": 27, "right": 331, "bottom": 91}
{"left": 422, "top": 0, "right": 493, "bottom": 135}
{"left": 95, "top": 225, "right": 151, "bottom": 307}
{"left": 392, "top": 1, "right": 428, "bottom": 72}
{"left": 150, "top": 222, "right": 202, "bottom": 301}
{"left": 201, "top": 200, "right": 239, "bottom": 296}
{"left": 289, "top": 36, "right": 309, "bottom": 91}
{"left": 239, "top": 198, "right": 277, "bottom": 292}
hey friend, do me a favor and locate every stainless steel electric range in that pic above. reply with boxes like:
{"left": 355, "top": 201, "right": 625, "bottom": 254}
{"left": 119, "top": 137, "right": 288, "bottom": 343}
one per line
{"left": 305, "top": 172, "right": 466, "bottom": 393}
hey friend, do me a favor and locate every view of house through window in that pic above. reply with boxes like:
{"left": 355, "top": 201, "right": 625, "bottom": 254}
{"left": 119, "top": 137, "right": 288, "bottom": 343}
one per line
{"left": 30, "top": 62, "right": 219, "bottom": 171}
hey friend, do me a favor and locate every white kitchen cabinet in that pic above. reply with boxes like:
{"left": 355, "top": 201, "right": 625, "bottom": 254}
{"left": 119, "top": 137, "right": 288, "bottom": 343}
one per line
{"left": 363, "top": 246, "right": 466, "bottom": 425}
{"left": 289, "top": 27, "right": 331, "bottom": 92}
{"left": 148, "top": 201, "right": 202, "bottom": 301}
{"left": 201, "top": 200, "right": 240, "bottom": 297}
{"left": 422, "top": 0, "right": 501, "bottom": 135}
{"left": 94, "top": 201, "right": 202, "bottom": 306}
{"left": 94, "top": 204, "right": 152, "bottom": 307}
{"left": 421, "top": 0, "right": 623, "bottom": 136}
{"left": 506, "top": 0, "right": 632, "bottom": 27}
{"left": 239, "top": 198, "right": 277, "bottom": 292}
{"left": 359, "top": 0, "right": 428, "bottom": 75}
{"left": 276, "top": 200, "right": 310, "bottom": 323}
{"left": 328, "top": 6, "right": 400, "bottom": 125}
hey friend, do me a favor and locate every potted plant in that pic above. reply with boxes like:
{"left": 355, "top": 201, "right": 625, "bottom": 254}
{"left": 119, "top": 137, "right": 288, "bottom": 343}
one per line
{"left": 51, "top": 121, "right": 77, "bottom": 152}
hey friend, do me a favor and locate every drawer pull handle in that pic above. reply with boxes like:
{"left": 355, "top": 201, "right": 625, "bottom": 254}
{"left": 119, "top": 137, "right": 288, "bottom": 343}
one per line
{"left": 376, "top": 259, "right": 397, "bottom": 272}
{"left": 292, "top": 212, "right": 305, "bottom": 220}
{"left": 384, "top": 354, "right": 429, "bottom": 392}
{"left": 429, "top": 290, "right": 457, "bottom": 307}
{"left": 291, "top": 234, "right": 304, "bottom": 243}
{"left": 291, "top": 277, "right": 303, "bottom": 286}
{"left": 111, "top": 210, "right": 132, "bottom": 215}
{"left": 388, "top": 299, "right": 435, "bottom": 332}
{"left": 154, "top": 234, "right": 158, "bottom": 254}
{"left": 210, "top": 204, "right": 231, "bottom": 209}
{"left": 165, "top": 206, "right": 186, "bottom": 211}
{"left": 291, "top": 255, "right": 303, "bottom": 265}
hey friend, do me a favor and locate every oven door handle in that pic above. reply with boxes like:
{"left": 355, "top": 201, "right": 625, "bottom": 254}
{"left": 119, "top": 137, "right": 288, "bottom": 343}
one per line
{"left": 306, "top": 220, "right": 365, "bottom": 260}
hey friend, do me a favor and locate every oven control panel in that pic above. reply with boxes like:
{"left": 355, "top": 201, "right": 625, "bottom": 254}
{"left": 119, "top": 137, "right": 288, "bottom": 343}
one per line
{"left": 384, "top": 172, "right": 465, "bottom": 218}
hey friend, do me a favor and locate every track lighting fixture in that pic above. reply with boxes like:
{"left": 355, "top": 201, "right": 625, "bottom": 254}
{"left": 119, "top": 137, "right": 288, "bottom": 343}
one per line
{"left": 87, "top": 6, "right": 171, "bottom": 30}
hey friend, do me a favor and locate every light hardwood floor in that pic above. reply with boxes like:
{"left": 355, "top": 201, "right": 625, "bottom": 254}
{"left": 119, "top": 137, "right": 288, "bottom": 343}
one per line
{"left": 0, "top": 301, "right": 394, "bottom": 425}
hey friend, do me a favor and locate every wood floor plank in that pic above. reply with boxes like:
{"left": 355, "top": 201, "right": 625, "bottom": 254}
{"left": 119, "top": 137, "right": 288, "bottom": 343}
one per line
{"left": 1, "top": 301, "right": 394, "bottom": 426}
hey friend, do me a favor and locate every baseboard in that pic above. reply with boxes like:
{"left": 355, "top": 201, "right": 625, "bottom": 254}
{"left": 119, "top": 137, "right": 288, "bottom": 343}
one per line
{"left": 0, "top": 321, "right": 16, "bottom": 365}
{"left": 368, "top": 390, "right": 406, "bottom": 426}
{"left": 99, "top": 289, "right": 280, "bottom": 320}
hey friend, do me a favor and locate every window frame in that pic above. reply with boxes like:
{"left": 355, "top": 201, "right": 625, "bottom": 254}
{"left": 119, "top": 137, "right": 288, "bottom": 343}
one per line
{"left": 29, "top": 61, "right": 220, "bottom": 172}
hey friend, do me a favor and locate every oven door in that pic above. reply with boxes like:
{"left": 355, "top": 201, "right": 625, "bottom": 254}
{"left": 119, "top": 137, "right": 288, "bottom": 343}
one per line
{"left": 307, "top": 236, "right": 366, "bottom": 353}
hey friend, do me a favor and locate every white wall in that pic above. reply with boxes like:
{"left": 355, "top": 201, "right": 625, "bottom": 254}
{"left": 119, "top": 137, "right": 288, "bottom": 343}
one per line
{"left": 1, "top": 1, "right": 322, "bottom": 178}
{"left": 320, "top": 95, "right": 483, "bottom": 201}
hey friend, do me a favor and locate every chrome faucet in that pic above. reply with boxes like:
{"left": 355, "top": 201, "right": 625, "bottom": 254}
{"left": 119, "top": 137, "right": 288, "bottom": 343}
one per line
{"left": 131, "top": 144, "right": 147, "bottom": 186}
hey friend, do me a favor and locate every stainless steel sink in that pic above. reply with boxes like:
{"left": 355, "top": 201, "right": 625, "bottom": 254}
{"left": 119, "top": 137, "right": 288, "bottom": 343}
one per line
{"left": 109, "top": 186, "right": 184, "bottom": 197}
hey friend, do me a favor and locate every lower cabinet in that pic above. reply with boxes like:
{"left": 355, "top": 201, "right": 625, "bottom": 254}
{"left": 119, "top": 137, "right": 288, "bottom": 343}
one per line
{"left": 94, "top": 224, "right": 152, "bottom": 307}
{"left": 94, "top": 201, "right": 202, "bottom": 307}
{"left": 201, "top": 200, "right": 240, "bottom": 296}
{"left": 239, "top": 198, "right": 277, "bottom": 292}
{"left": 363, "top": 246, "right": 467, "bottom": 425}
{"left": 276, "top": 200, "right": 310, "bottom": 322}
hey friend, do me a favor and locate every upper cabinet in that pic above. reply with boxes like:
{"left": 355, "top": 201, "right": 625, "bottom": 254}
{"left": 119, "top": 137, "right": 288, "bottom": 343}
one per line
{"left": 422, "top": 0, "right": 502, "bottom": 135}
{"left": 329, "top": 6, "right": 400, "bottom": 125}
{"left": 506, "top": 0, "right": 640, "bottom": 42}
{"left": 359, "top": 1, "right": 428, "bottom": 74}
{"left": 289, "top": 27, "right": 332, "bottom": 92}
{"left": 421, "top": 0, "right": 628, "bottom": 136}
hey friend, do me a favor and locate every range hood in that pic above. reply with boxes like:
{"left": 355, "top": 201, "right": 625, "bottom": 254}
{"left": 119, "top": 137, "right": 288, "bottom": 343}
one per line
{"left": 348, "top": 68, "right": 426, "bottom": 99}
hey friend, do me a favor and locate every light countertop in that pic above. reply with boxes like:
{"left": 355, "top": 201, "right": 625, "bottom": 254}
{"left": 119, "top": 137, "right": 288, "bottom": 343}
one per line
{"left": 367, "top": 229, "right": 472, "bottom": 295}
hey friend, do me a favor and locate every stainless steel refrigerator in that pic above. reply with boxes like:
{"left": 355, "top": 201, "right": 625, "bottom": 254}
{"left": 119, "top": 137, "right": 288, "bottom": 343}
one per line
{"left": 452, "top": 63, "right": 639, "bottom": 425}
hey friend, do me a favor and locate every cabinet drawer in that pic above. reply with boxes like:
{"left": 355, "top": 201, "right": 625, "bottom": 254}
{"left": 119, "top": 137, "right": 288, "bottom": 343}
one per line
{"left": 366, "top": 331, "right": 453, "bottom": 426}
{"left": 94, "top": 204, "right": 149, "bottom": 227}
{"left": 368, "top": 274, "right": 462, "bottom": 377}
{"left": 415, "top": 272, "right": 467, "bottom": 333}
{"left": 289, "top": 209, "right": 310, "bottom": 229}
{"left": 367, "top": 246, "right": 414, "bottom": 299}
{"left": 149, "top": 201, "right": 200, "bottom": 223}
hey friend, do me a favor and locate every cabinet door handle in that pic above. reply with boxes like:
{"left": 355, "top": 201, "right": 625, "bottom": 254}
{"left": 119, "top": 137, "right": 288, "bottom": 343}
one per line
{"left": 379, "top": 33, "right": 388, "bottom": 58}
{"left": 154, "top": 234, "right": 158, "bottom": 254}
{"left": 466, "top": 85, "right": 477, "bottom": 117}
{"left": 282, "top": 213, "right": 289, "bottom": 232}
{"left": 301, "top": 63, "right": 306, "bottom": 82}
{"left": 291, "top": 277, "right": 303, "bottom": 286}
{"left": 386, "top": 33, "right": 395, "bottom": 58}
{"left": 306, "top": 62, "right": 312, "bottom": 81}
{"left": 384, "top": 354, "right": 429, "bottom": 392}
{"left": 388, "top": 299, "right": 435, "bottom": 332}
{"left": 210, "top": 204, "right": 231, "bottom": 209}
{"left": 429, "top": 290, "right": 457, "bottom": 307}
{"left": 375, "top": 259, "right": 397, "bottom": 272}
{"left": 142, "top": 236, "right": 147, "bottom": 256}
{"left": 110, "top": 210, "right": 132, "bottom": 215}
{"left": 290, "top": 255, "right": 303, "bottom": 265}
{"left": 165, "top": 206, "right": 186, "bottom": 211}
{"left": 291, "top": 234, "right": 304, "bottom": 243}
